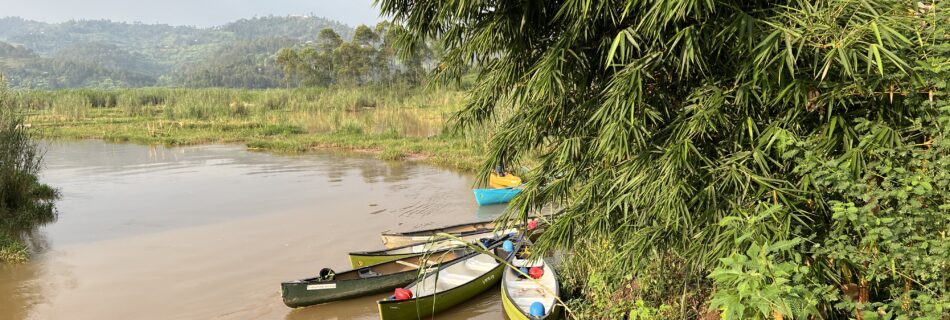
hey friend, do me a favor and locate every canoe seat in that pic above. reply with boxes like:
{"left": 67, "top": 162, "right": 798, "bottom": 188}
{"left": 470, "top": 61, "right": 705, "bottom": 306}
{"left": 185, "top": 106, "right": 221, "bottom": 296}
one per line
{"left": 436, "top": 272, "right": 472, "bottom": 288}
{"left": 437, "top": 277, "right": 468, "bottom": 288}
{"left": 358, "top": 268, "right": 380, "bottom": 278}
{"left": 465, "top": 258, "right": 496, "bottom": 272}
{"left": 506, "top": 280, "right": 538, "bottom": 289}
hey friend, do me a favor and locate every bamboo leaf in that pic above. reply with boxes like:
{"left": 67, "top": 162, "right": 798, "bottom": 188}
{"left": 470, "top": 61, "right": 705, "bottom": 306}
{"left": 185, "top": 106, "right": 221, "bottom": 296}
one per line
{"left": 607, "top": 31, "right": 626, "bottom": 67}
{"left": 871, "top": 44, "right": 884, "bottom": 75}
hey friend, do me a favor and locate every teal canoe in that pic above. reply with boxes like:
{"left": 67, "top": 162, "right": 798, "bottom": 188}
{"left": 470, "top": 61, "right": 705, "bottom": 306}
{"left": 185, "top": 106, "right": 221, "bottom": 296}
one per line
{"left": 473, "top": 187, "right": 522, "bottom": 206}
{"left": 377, "top": 234, "right": 516, "bottom": 319}
{"left": 281, "top": 247, "right": 471, "bottom": 308}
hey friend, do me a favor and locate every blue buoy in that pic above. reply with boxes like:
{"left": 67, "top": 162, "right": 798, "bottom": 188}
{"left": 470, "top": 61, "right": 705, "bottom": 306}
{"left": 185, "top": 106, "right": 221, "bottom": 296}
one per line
{"left": 503, "top": 240, "right": 514, "bottom": 252}
{"left": 529, "top": 301, "right": 545, "bottom": 317}
{"left": 519, "top": 266, "right": 529, "bottom": 278}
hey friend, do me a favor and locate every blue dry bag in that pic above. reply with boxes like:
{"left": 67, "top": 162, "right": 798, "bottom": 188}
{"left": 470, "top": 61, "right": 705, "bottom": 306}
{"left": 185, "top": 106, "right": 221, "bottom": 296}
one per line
{"left": 529, "top": 301, "right": 545, "bottom": 317}
{"left": 502, "top": 240, "right": 514, "bottom": 252}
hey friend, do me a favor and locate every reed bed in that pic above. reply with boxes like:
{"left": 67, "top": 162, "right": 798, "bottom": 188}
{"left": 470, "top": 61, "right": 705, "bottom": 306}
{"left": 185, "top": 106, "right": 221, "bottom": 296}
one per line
{"left": 17, "top": 86, "right": 488, "bottom": 171}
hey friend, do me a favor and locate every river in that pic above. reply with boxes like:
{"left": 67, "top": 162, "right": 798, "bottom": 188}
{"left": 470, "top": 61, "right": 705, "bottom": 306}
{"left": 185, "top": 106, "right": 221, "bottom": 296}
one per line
{"left": 0, "top": 140, "right": 507, "bottom": 320}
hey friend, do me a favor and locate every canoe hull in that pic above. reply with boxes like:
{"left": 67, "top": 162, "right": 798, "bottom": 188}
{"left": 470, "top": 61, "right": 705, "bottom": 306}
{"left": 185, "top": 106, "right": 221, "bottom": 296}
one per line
{"left": 502, "top": 238, "right": 561, "bottom": 320}
{"left": 473, "top": 188, "right": 522, "bottom": 206}
{"left": 348, "top": 252, "right": 417, "bottom": 268}
{"left": 354, "top": 229, "right": 516, "bottom": 268}
{"left": 281, "top": 270, "right": 418, "bottom": 308}
{"left": 380, "top": 220, "right": 497, "bottom": 249}
{"left": 501, "top": 281, "right": 562, "bottom": 320}
{"left": 377, "top": 264, "right": 504, "bottom": 319}
{"left": 379, "top": 234, "right": 423, "bottom": 249}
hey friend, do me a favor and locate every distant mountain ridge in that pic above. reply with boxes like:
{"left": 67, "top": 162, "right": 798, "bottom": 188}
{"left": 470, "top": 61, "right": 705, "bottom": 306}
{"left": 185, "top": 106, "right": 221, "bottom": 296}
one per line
{"left": 0, "top": 16, "right": 355, "bottom": 89}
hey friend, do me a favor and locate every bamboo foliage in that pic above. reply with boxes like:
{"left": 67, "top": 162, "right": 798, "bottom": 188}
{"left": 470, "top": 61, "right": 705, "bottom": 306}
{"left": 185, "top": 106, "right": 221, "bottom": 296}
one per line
{"left": 379, "top": 0, "right": 948, "bottom": 317}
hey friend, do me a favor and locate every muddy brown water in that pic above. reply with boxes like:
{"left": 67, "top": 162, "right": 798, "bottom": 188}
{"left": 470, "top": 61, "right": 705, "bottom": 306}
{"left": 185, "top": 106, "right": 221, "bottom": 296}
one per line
{"left": 0, "top": 140, "right": 510, "bottom": 320}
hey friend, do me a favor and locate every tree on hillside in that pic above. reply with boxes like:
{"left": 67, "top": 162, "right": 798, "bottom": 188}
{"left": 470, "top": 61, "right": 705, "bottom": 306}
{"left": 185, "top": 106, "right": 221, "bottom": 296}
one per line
{"left": 278, "top": 28, "right": 339, "bottom": 87}
{"left": 170, "top": 37, "right": 296, "bottom": 88}
{"left": 276, "top": 23, "right": 435, "bottom": 87}
{"left": 316, "top": 28, "right": 343, "bottom": 53}
{"left": 275, "top": 48, "right": 300, "bottom": 87}
{"left": 353, "top": 25, "right": 380, "bottom": 48}
{"left": 374, "top": 22, "right": 397, "bottom": 82}
{"left": 380, "top": 0, "right": 949, "bottom": 318}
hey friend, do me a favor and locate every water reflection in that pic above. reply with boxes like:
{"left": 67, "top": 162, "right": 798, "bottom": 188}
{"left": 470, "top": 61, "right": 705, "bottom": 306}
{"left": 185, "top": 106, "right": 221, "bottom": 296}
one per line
{"left": 0, "top": 257, "right": 44, "bottom": 320}
{"left": 1, "top": 140, "right": 506, "bottom": 320}
{"left": 283, "top": 290, "right": 504, "bottom": 320}
{"left": 19, "top": 231, "right": 51, "bottom": 258}
{"left": 284, "top": 294, "right": 384, "bottom": 320}
{"left": 36, "top": 141, "right": 451, "bottom": 246}
{"left": 476, "top": 204, "right": 511, "bottom": 221}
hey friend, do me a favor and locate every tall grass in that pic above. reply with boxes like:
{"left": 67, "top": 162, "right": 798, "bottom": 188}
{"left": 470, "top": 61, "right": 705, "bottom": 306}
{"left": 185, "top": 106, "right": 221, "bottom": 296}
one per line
{"left": 15, "top": 86, "right": 461, "bottom": 138}
{"left": 16, "top": 86, "right": 489, "bottom": 171}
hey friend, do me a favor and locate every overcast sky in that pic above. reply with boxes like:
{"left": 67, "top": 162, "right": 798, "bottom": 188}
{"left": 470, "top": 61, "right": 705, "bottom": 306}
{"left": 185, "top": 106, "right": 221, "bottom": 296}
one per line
{"left": 1, "top": 0, "right": 383, "bottom": 27}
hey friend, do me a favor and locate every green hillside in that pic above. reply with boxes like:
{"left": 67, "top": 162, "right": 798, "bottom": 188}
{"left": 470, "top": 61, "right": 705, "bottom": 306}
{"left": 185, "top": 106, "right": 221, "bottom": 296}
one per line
{"left": 0, "top": 16, "right": 354, "bottom": 89}
{"left": 51, "top": 42, "right": 166, "bottom": 76}
{"left": 0, "top": 41, "right": 36, "bottom": 68}
{"left": 0, "top": 43, "right": 157, "bottom": 89}
{"left": 168, "top": 37, "right": 299, "bottom": 88}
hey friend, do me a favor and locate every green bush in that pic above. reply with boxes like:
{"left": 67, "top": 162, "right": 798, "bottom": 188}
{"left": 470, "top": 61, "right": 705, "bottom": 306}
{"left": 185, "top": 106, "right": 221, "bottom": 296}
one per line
{"left": 802, "top": 118, "right": 950, "bottom": 318}
{"left": 0, "top": 76, "right": 58, "bottom": 263}
{"left": 709, "top": 236, "right": 833, "bottom": 320}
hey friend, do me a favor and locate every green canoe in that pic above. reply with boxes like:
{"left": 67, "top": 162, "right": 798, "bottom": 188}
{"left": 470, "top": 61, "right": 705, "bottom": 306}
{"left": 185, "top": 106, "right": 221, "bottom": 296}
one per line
{"left": 350, "top": 228, "right": 517, "bottom": 268}
{"left": 282, "top": 247, "right": 474, "bottom": 308}
{"left": 502, "top": 238, "right": 562, "bottom": 320}
{"left": 380, "top": 219, "right": 498, "bottom": 248}
{"left": 377, "top": 234, "right": 516, "bottom": 319}
{"left": 380, "top": 214, "right": 555, "bottom": 249}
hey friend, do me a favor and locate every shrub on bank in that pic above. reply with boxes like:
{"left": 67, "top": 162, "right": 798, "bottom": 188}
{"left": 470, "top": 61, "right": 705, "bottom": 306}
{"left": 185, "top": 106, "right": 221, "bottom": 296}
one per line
{"left": 0, "top": 76, "right": 58, "bottom": 263}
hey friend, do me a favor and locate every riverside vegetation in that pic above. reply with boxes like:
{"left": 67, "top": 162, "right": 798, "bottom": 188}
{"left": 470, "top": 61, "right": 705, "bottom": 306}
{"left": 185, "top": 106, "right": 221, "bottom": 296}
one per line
{"left": 3, "top": 16, "right": 468, "bottom": 169}
{"left": 0, "top": 78, "right": 58, "bottom": 263}
{"left": 380, "top": 0, "right": 950, "bottom": 319}
{"left": 3, "top": 0, "right": 949, "bottom": 319}
{"left": 11, "top": 86, "right": 488, "bottom": 171}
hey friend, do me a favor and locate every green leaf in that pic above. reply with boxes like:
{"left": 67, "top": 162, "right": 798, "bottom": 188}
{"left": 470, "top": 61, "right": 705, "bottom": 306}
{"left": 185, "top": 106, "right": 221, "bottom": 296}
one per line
{"left": 871, "top": 44, "right": 884, "bottom": 75}
{"left": 606, "top": 30, "right": 626, "bottom": 67}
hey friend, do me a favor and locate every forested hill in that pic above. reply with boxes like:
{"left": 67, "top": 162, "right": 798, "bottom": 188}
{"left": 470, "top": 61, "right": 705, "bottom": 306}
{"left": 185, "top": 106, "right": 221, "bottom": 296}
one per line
{"left": 0, "top": 16, "right": 354, "bottom": 89}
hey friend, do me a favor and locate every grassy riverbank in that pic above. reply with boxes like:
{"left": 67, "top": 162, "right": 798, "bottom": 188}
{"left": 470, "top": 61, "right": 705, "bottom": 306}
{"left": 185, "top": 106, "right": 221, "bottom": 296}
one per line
{"left": 14, "top": 87, "right": 488, "bottom": 171}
